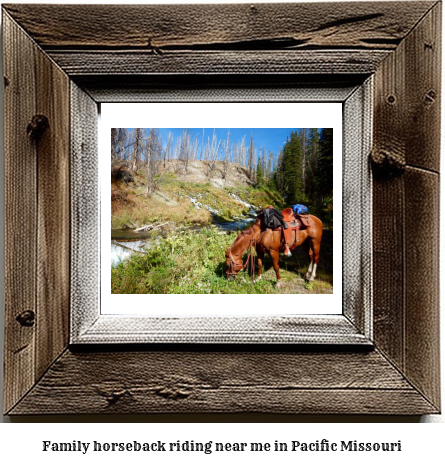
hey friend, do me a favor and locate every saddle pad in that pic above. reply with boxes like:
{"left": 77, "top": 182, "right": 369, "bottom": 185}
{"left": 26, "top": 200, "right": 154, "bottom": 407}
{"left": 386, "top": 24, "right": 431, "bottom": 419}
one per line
{"left": 273, "top": 220, "right": 299, "bottom": 232}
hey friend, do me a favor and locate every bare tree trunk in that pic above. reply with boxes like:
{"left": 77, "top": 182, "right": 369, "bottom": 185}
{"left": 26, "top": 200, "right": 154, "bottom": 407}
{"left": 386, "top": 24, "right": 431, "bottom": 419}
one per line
{"left": 145, "top": 128, "right": 162, "bottom": 197}
{"left": 240, "top": 136, "right": 246, "bottom": 167}
{"left": 174, "top": 136, "right": 181, "bottom": 173}
{"left": 145, "top": 129, "right": 153, "bottom": 197}
{"left": 248, "top": 133, "right": 254, "bottom": 181}
{"left": 200, "top": 129, "right": 205, "bottom": 160}
{"left": 222, "top": 130, "right": 230, "bottom": 180}
{"left": 132, "top": 128, "right": 142, "bottom": 172}
{"left": 267, "top": 150, "right": 273, "bottom": 181}
{"left": 164, "top": 131, "right": 172, "bottom": 168}
{"left": 192, "top": 135, "right": 199, "bottom": 161}
{"left": 178, "top": 129, "right": 190, "bottom": 174}
{"left": 111, "top": 128, "right": 118, "bottom": 162}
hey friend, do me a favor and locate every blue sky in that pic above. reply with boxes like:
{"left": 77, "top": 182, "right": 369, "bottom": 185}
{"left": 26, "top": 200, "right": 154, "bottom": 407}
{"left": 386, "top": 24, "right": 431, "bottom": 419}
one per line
{"left": 140, "top": 128, "right": 303, "bottom": 156}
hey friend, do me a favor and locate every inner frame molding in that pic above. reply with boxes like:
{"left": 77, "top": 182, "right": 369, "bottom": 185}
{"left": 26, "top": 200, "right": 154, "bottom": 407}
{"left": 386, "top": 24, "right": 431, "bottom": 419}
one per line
{"left": 3, "top": 2, "right": 440, "bottom": 415}
{"left": 71, "top": 83, "right": 373, "bottom": 345}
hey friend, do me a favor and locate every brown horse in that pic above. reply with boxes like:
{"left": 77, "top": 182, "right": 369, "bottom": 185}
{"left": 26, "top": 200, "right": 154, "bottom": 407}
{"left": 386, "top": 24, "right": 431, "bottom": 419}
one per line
{"left": 225, "top": 214, "right": 323, "bottom": 287}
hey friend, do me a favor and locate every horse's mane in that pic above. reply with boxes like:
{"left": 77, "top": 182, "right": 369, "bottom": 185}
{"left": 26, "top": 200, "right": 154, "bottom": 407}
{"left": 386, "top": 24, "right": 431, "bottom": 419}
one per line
{"left": 229, "top": 218, "right": 261, "bottom": 250}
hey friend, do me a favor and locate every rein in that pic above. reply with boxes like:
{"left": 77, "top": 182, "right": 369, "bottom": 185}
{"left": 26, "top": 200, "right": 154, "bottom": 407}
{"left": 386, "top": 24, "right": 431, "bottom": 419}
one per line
{"left": 228, "top": 237, "right": 257, "bottom": 281}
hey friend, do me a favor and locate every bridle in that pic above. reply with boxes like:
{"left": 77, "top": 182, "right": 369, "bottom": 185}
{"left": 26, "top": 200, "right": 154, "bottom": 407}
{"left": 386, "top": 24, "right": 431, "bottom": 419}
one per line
{"left": 226, "top": 238, "right": 257, "bottom": 281}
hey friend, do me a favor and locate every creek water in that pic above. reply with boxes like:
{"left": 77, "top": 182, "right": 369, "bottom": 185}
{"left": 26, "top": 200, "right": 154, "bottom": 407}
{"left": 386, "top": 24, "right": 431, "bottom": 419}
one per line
{"left": 111, "top": 217, "right": 255, "bottom": 268}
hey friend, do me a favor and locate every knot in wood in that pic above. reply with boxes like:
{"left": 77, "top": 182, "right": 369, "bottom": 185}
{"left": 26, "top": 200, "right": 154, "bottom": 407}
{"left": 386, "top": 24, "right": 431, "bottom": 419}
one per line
{"left": 27, "top": 114, "right": 49, "bottom": 140}
{"left": 370, "top": 148, "right": 405, "bottom": 177}
{"left": 105, "top": 390, "right": 128, "bottom": 405}
{"left": 16, "top": 310, "right": 35, "bottom": 327}
{"left": 154, "top": 386, "right": 191, "bottom": 400}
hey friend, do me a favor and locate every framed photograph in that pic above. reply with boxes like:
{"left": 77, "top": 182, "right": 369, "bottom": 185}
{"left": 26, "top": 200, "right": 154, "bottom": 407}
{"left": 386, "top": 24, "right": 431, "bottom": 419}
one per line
{"left": 3, "top": 2, "right": 440, "bottom": 415}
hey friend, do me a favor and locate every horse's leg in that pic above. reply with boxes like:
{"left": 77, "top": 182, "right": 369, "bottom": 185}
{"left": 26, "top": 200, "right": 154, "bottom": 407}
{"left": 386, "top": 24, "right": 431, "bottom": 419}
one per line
{"left": 307, "top": 240, "right": 320, "bottom": 281}
{"left": 269, "top": 249, "right": 282, "bottom": 288}
{"left": 255, "top": 249, "right": 264, "bottom": 283}
{"left": 301, "top": 239, "right": 314, "bottom": 279}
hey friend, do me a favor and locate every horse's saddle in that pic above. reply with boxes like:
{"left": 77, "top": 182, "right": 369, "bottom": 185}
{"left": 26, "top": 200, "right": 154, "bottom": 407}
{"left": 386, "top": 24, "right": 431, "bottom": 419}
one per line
{"left": 268, "top": 207, "right": 310, "bottom": 251}
{"left": 281, "top": 207, "right": 310, "bottom": 229}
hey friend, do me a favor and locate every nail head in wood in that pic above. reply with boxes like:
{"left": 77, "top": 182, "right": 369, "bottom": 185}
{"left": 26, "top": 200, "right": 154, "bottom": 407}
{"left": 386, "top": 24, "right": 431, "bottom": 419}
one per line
{"left": 16, "top": 310, "right": 35, "bottom": 327}
{"left": 424, "top": 90, "right": 436, "bottom": 105}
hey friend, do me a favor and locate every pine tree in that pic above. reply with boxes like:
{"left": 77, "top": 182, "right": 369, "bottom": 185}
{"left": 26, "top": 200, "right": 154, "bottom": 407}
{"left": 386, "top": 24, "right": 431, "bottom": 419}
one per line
{"left": 315, "top": 128, "right": 333, "bottom": 199}
{"left": 267, "top": 151, "right": 273, "bottom": 183}
{"left": 282, "top": 131, "right": 305, "bottom": 204}
{"left": 300, "top": 128, "right": 307, "bottom": 193}
{"left": 273, "top": 149, "right": 285, "bottom": 193}
{"left": 305, "top": 128, "right": 320, "bottom": 202}
{"left": 256, "top": 155, "right": 265, "bottom": 186}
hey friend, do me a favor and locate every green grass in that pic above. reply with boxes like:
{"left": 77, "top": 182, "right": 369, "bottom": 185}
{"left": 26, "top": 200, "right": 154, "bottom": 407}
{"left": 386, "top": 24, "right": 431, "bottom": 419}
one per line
{"left": 111, "top": 227, "right": 333, "bottom": 295}
{"left": 226, "top": 185, "right": 285, "bottom": 210}
{"left": 112, "top": 177, "right": 288, "bottom": 230}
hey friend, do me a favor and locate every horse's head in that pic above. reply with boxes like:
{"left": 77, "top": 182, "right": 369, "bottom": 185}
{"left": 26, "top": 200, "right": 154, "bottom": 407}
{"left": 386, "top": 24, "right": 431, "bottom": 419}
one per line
{"left": 225, "top": 246, "right": 243, "bottom": 280}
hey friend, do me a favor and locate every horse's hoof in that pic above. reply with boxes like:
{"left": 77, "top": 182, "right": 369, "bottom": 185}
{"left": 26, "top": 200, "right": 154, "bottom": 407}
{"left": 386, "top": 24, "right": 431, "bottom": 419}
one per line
{"left": 276, "top": 280, "right": 283, "bottom": 289}
{"left": 254, "top": 276, "right": 262, "bottom": 283}
{"left": 305, "top": 272, "right": 311, "bottom": 280}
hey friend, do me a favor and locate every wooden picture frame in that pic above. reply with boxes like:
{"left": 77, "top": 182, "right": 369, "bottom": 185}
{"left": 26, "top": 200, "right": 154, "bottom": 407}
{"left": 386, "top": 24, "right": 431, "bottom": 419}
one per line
{"left": 3, "top": 2, "right": 440, "bottom": 415}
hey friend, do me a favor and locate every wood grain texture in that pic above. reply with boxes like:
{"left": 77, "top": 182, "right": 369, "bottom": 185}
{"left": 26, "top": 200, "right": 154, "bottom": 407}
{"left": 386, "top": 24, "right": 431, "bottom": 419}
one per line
{"left": 372, "top": 42, "right": 405, "bottom": 369}
{"left": 3, "top": 2, "right": 435, "bottom": 50}
{"left": 372, "top": 3, "right": 441, "bottom": 411}
{"left": 47, "top": 50, "right": 390, "bottom": 76}
{"left": 372, "top": 175, "right": 405, "bottom": 368}
{"left": 404, "top": 168, "right": 440, "bottom": 408}
{"left": 3, "top": 10, "right": 71, "bottom": 412}
{"left": 8, "top": 349, "right": 437, "bottom": 415}
{"left": 3, "top": 12, "right": 37, "bottom": 414}
{"left": 342, "top": 81, "right": 372, "bottom": 336}
{"left": 70, "top": 83, "right": 99, "bottom": 339}
{"left": 75, "top": 316, "right": 370, "bottom": 345}
{"left": 35, "top": 43, "right": 71, "bottom": 380}
{"left": 2, "top": 2, "right": 441, "bottom": 416}
{"left": 371, "top": 1, "right": 440, "bottom": 173}
{"left": 80, "top": 75, "right": 363, "bottom": 104}
{"left": 404, "top": 2, "right": 441, "bottom": 172}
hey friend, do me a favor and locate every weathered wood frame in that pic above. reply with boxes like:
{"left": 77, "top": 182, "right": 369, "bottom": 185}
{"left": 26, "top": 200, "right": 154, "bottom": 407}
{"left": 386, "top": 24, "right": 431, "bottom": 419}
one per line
{"left": 72, "top": 83, "right": 372, "bottom": 346}
{"left": 3, "top": 2, "right": 441, "bottom": 415}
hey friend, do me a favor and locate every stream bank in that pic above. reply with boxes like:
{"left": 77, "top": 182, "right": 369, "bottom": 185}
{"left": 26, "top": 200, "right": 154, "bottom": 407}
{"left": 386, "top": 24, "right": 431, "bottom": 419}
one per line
{"left": 111, "top": 217, "right": 256, "bottom": 268}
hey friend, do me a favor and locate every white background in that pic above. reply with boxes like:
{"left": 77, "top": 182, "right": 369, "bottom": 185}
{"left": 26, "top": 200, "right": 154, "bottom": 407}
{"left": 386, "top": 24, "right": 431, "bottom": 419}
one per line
{"left": 102, "top": 102, "right": 343, "bottom": 315}
{"left": 0, "top": 0, "right": 444, "bottom": 460}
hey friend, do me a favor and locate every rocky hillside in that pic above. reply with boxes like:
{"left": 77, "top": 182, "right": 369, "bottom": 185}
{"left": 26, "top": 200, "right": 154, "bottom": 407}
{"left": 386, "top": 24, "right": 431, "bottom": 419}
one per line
{"left": 111, "top": 161, "right": 284, "bottom": 231}
{"left": 157, "top": 160, "right": 254, "bottom": 188}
